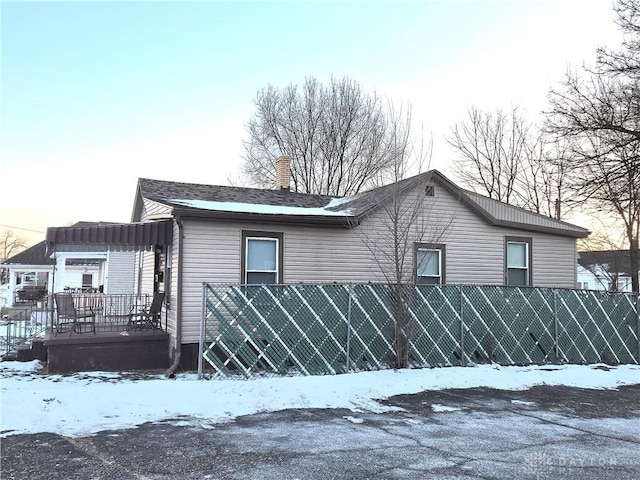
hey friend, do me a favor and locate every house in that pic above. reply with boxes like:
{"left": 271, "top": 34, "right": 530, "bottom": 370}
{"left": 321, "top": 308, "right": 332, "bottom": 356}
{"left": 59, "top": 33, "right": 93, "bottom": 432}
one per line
{"left": 577, "top": 250, "right": 638, "bottom": 292}
{"left": 48, "top": 222, "right": 137, "bottom": 296}
{"left": 45, "top": 164, "right": 589, "bottom": 371}
{"left": 1, "top": 241, "right": 54, "bottom": 307}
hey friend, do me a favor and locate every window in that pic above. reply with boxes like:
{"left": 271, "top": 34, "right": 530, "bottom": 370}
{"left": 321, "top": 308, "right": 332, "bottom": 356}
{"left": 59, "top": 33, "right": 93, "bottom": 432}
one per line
{"left": 242, "top": 231, "right": 283, "bottom": 284}
{"left": 505, "top": 237, "right": 532, "bottom": 286}
{"left": 82, "top": 273, "right": 93, "bottom": 289}
{"left": 415, "top": 243, "right": 445, "bottom": 285}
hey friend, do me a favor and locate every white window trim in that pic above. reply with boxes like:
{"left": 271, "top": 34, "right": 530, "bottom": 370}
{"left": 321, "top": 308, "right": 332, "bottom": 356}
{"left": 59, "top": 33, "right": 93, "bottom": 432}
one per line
{"left": 416, "top": 247, "right": 443, "bottom": 284}
{"left": 245, "top": 236, "right": 279, "bottom": 284}
{"left": 506, "top": 240, "right": 530, "bottom": 286}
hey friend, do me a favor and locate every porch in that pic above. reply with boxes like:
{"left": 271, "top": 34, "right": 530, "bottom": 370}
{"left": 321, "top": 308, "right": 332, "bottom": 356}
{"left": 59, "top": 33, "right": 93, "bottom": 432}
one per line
{"left": 44, "top": 328, "right": 169, "bottom": 374}
{"left": 2, "top": 293, "right": 170, "bottom": 373}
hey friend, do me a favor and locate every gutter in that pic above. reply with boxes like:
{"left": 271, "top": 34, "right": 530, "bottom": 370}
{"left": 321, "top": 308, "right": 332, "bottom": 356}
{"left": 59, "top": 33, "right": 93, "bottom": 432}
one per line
{"left": 166, "top": 215, "right": 184, "bottom": 377}
{"left": 170, "top": 207, "right": 353, "bottom": 228}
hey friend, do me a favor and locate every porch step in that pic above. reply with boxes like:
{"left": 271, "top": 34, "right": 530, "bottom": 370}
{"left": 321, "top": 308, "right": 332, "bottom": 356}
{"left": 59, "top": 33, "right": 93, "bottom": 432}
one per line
{"left": 15, "top": 340, "right": 47, "bottom": 362}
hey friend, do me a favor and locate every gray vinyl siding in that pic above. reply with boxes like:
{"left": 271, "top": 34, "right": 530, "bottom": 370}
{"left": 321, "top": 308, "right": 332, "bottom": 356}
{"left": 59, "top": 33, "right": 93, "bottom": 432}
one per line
{"left": 179, "top": 220, "right": 388, "bottom": 342}
{"left": 138, "top": 199, "right": 178, "bottom": 352}
{"left": 413, "top": 184, "right": 578, "bottom": 287}
{"left": 135, "top": 198, "right": 170, "bottom": 296}
{"left": 105, "top": 250, "right": 135, "bottom": 294}
{"left": 164, "top": 183, "right": 581, "bottom": 344}
{"left": 141, "top": 199, "right": 172, "bottom": 219}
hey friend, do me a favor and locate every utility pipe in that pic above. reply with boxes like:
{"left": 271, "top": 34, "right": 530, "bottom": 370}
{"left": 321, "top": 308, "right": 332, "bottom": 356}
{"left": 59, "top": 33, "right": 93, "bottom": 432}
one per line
{"left": 166, "top": 216, "right": 184, "bottom": 378}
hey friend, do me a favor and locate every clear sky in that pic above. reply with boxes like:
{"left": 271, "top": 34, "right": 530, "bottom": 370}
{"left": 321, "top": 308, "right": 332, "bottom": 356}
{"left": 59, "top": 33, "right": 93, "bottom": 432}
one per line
{"left": 1, "top": 0, "right": 621, "bottom": 246}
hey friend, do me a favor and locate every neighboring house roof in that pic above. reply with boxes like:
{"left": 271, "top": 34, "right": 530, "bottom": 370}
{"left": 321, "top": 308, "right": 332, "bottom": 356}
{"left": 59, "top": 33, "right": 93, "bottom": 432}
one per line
{"left": 132, "top": 170, "right": 589, "bottom": 238}
{"left": 1, "top": 241, "right": 55, "bottom": 266}
{"left": 578, "top": 250, "right": 636, "bottom": 276}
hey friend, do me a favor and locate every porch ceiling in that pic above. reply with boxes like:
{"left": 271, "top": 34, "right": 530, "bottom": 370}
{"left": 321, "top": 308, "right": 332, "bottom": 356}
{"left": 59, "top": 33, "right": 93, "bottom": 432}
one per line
{"left": 46, "top": 220, "right": 173, "bottom": 253}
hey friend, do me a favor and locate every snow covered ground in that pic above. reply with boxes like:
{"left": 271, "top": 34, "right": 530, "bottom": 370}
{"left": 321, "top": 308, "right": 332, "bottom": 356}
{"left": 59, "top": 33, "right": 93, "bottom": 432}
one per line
{"left": 1, "top": 361, "right": 638, "bottom": 438}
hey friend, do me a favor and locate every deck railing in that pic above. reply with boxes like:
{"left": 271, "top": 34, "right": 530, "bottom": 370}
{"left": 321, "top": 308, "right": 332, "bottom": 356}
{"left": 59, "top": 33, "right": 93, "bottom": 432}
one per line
{"left": 1, "top": 304, "right": 49, "bottom": 359}
{"left": 63, "top": 293, "right": 163, "bottom": 332}
{"left": 1, "top": 293, "right": 165, "bottom": 357}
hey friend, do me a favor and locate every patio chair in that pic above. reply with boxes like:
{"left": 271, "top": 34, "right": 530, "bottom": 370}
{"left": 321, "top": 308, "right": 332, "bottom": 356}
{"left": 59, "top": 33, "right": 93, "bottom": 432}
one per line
{"left": 54, "top": 292, "right": 96, "bottom": 335}
{"left": 126, "top": 292, "right": 165, "bottom": 331}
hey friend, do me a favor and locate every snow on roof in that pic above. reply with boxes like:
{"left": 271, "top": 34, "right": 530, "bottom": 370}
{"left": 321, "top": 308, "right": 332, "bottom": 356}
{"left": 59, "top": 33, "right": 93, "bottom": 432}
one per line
{"left": 325, "top": 195, "right": 358, "bottom": 209}
{"left": 170, "top": 199, "right": 353, "bottom": 217}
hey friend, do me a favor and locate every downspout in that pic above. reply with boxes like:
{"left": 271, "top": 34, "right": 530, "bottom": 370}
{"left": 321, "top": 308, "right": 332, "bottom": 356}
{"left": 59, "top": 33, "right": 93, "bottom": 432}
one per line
{"left": 166, "top": 216, "right": 184, "bottom": 378}
{"left": 50, "top": 249, "right": 57, "bottom": 329}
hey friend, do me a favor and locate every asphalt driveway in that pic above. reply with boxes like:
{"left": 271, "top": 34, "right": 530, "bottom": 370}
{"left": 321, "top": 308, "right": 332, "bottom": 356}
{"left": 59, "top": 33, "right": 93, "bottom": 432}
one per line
{"left": 2, "top": 384, "right": 639, "bottom": 480}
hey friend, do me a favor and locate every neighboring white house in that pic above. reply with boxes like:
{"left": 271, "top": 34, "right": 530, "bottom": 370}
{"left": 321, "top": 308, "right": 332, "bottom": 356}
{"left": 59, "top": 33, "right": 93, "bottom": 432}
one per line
{"left": 1, "top": 236, "right": 137, "bottom": 308}
{"left": 0, "top": 222, "right": 138, "bottom": 309}
{"left": 51, "top": 248, "right": 135, "bottom": 295}
{"left": 0, "top": 241, "right": 54, "bottom": 307}
{"left": 577, "top": 250, "right": 638, "bottom": 293}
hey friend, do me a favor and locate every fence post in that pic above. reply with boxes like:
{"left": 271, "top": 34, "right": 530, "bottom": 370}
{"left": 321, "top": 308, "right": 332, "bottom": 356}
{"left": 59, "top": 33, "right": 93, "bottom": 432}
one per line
{"left": 459, "top": 286, "right": 465, "bottom": 366}
{"left": 346, "top": 284, "right": 353, "bottom": 372}
{"left": 553, "top": 289, "right": 559, "bottom": 364}
{"left": 197, "top": 282, "right": 206, "bottom": 380}
{"left": 636, "top": 294, "right": 640, "bottom": 365}
{"left": 5, "top": 320, "right": 10, "bottom": 357}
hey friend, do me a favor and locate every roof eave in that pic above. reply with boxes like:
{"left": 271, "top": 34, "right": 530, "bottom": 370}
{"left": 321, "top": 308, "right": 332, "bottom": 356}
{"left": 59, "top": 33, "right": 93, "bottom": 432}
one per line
{"left": 172, "top": 207, "right": 354, "bottom": 228}
{"left": 436, "top": 174, "right": 590, "bottom": 239}
{"left": 490, "top": 219, "right": 589, "bottom": 238}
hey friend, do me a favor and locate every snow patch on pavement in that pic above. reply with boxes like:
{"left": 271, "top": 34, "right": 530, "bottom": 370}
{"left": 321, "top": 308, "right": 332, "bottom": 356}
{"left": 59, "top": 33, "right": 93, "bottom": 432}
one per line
{"left": 1, "top": 361, "right": 638, "bottom": 438}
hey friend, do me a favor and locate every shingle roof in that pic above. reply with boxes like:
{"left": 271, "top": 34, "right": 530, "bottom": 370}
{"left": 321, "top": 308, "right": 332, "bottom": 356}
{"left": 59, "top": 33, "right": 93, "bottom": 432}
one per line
{"left": 139, "top": 178, "right": 334, "bottom": 209}
{"left": 326, "top": 173, "right": 427, "bottom": 217}
{"left": 330, "top": 170, "right": 589, "bottom": 238}
{"left": 459, "top": 189, "right": 589, "bottom": 238}
{"left": 135, "top": 178, "right": 349, "bottom": 227}
{"left": 1, "top": 241, "right": 54, "bottom": 266}
{"left": 134, "top": 170, "right": 589, "bottom": 237}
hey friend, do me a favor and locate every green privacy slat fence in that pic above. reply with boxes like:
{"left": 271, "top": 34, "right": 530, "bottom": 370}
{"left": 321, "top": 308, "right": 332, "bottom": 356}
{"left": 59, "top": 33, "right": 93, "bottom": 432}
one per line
{"left": 199, "top": 284, "right": 640, "bottom": 378}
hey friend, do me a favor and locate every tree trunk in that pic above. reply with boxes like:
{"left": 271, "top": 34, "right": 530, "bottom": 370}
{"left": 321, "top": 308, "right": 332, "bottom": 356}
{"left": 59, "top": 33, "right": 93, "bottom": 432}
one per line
{"left": 394, "top": 283, "right": 411, "bottom": 368}
{"left": 630, "top": 238, "right": 639, "bottom": 293}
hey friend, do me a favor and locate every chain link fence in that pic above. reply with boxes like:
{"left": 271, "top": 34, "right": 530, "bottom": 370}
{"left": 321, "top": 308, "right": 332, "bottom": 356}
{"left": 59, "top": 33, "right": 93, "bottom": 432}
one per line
{"left": 199, "top": 283, "right": 640, "bottom": 378}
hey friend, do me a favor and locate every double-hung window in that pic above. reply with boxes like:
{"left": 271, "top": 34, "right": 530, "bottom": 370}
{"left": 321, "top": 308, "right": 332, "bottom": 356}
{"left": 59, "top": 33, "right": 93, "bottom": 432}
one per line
{"left": 415, "top": 243, "right": 445, "bottom": 285}
{"left": 505, "top": 237, "right": 532, "bottom": 286}
{"left": 242, "top": 231, "right": 283, "bottom": 284}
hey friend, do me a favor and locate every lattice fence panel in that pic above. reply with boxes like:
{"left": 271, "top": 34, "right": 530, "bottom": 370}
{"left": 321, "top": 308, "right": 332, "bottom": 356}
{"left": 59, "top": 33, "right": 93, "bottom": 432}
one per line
{"left": 556, "top": 290, "right": 638, "bottom": 364}
{"left": 200, "top": 284, "right": 639, "bottom": 378}
{"left": 409, "top": 286, "right": 462, "bottom": 366}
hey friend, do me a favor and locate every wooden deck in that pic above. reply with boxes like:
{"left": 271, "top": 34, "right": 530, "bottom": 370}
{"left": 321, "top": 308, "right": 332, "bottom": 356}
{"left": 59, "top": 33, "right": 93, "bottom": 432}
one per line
{"left": 43, "top": 328, "right": 170, "bottom": 373}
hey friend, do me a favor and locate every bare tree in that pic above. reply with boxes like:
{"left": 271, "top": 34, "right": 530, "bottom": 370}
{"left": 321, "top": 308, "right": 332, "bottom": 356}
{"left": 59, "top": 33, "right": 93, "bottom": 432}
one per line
{"left": 354, "top": 109, "right": 452, "bottom": 367}
{"left": 447, "top": 106, "right": 572, "bottom": 220}
{"left": 447, "top": 106, "right": 530, "bottom": 205}
{"left": 546, "top": 0, "right": 640, "bottom": 292}
{"left": 242, "top": 76, "right": 408, "bottom": 196}
{"left": 516, "top": 135, "right": 573, "bottom": 219}
{"left": 0, "top": 230, "right": 28, "bottom": 262}
{"left": 597, "top": 0, "right": 640, "bottom": 75}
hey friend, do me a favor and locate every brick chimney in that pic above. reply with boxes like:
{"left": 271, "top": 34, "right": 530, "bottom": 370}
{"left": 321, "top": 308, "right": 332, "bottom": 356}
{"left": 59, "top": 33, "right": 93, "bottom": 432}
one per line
{"left": 275, "top": 155, "right": 291, "bottom": 191}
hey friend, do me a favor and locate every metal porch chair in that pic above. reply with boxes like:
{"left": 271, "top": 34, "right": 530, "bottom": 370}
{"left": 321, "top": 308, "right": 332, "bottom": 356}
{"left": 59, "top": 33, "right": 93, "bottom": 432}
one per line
{"left": 54, "top": 292, "right": 96, "bottom": 335}
{"left": 126, "top": 292, "right": 165, "bottom": 331}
